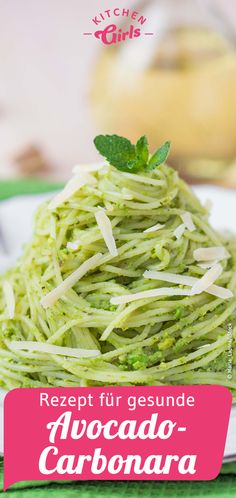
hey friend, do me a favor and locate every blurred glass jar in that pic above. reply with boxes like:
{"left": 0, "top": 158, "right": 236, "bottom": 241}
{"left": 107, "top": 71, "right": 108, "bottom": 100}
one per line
{"left": 91, "top": 0, "right": 236, "bottom": 182}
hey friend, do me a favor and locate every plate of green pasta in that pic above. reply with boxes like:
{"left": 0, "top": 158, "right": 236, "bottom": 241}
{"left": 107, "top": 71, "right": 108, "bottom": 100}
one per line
{"left": 0, "top": 134, "right": 235, "bottom": 458}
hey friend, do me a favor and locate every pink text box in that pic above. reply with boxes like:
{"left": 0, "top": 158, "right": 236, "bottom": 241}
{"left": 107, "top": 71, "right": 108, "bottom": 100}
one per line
{"left": 4, "top": 385, "right": 232, "bottom": 489}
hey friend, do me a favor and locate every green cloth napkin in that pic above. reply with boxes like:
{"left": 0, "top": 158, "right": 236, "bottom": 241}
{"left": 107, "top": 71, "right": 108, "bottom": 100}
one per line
{"left": 0, "top": 178, "right": 63, "bottom": 201}
{"left": 0, "top": 178, "right": 235, "bottom": 496}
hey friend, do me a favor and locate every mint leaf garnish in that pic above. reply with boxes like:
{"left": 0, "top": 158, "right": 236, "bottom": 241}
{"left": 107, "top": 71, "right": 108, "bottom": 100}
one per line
{"left": 135, "top": 135, "right": 149, "bottom": 164}
{"left": 94, "top": 135, "right": 136, "bottom": 172}
{"left": 147, "top": 141, "right": 171, "bottom": 171}
{"left": 94, "top": 134, "right": 171, "bottom": 173}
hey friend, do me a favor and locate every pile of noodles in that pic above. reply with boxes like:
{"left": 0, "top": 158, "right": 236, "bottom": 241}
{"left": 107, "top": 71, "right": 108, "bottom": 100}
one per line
{"left": 0, "top": 162, "right": 235, "bottom": 397}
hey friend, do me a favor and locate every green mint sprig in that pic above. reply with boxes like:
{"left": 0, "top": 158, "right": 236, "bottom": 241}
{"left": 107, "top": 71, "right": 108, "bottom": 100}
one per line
{"left": 94, "top": 134, "right": 171, "bottom": 173}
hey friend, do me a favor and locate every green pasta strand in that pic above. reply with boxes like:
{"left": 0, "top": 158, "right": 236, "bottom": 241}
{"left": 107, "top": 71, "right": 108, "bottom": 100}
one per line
{"left": 0, "top": 163, "right": 235, "bottom": 397}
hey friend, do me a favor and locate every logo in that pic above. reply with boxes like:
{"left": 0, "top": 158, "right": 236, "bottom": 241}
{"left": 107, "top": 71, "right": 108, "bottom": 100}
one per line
{"left": 83, "top": 7, "right": 154, "bottom": 45}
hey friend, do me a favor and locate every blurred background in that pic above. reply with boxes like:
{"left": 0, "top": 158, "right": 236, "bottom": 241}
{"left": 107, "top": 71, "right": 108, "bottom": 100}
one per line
{"left": 0, "top": 0, "right": 236, "bottom": 185}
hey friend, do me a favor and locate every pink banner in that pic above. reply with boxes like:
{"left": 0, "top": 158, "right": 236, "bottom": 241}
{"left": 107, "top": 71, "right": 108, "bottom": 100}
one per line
{"left": 4, "top": 385, "right": 232, "bottom": 489}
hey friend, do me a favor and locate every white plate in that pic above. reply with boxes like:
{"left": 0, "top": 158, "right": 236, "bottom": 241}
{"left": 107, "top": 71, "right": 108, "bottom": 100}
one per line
{"left": 0, "top": 186, "right": 235, "bottom": 459}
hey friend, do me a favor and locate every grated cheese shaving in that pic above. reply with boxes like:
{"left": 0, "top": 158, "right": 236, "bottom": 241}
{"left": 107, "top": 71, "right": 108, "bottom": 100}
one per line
{"left": 190, "top": 264, "right": 222, "bottom": 295}
{"left": 143, "top": 269, "right": 233, "bottom": 300}
{"left": 48, "top": 173, "right": 96, "bottom": 210}
{"left": 144, "top": 270, "right": 195, "bottom": 286}
{"left": 193, "top": 247, "right": 230, "bottom": 262}
{"left": 144, "top": 223, "right": 165, "bottom": 233}
{"left": 3, "top": 281, "right": 15, "bottom": 319}
{"left": 95, "top": 209, "right": 118, "bottom": 257}
{"left": 67, "top": 240, "right": 80, "bottom": 250}
{"left": 180, "top": 212, "right": 196, "bottom": 232}
{"left": 8, "top": 341, "right": 101, "bottom": 358}
{"left": 174, "top": 223, "right": 186, "bottom": 239}
{"left": 41, "top": 253, "right": 102, "bottom": 308}
{"left": 197, "top": 261, "right": 218, "bottom": 269}
{"left": 204, "top": 285, "right": 233, "bottom": 299}
{"left": 110, "top": 287, "right": 192, "bottom": 305}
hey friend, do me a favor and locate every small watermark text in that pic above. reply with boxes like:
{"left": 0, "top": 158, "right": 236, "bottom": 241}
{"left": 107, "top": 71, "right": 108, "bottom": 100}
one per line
{"left": 226, "top": 323, "right": 233, "bottom": 380}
